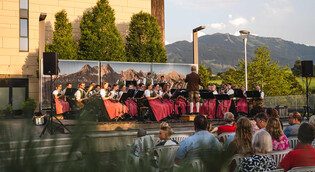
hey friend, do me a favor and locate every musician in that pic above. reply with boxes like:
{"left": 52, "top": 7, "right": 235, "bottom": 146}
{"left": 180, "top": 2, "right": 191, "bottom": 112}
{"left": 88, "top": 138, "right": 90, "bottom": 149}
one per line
{"left": 185, "top": 65, "right": 201, "bottom": 114}
{"left": 133, "top": 74, "right": 141, "bottom": 87}
{"left": 216, "top": 83, "right": 234, "bottom": 118}
{"left": 201, "top": 84, "right": 217, "bottom": 119}
{"left": 143, "top": 72, "right": 154, "bottom": 85}
{"left": 211, "top": 84, "right": 218, "bottom": 95}
{"left": 117, "top": 77, "right": 126, "bottom": 88}
{"left": 63, "top": 83, "right": 72, "bottom": 95}
{"left": 110, "top": 84, "right": 120, "bottom": 101}
{"left": 53, "top": 84, "right": 70, "bottom": 115}
{"left": 159, "top": 75, "right": 167, "bottom": 83}
{"left": 74, "top": 82, "right": 87, "bottom": 109}
{"left": 254, "top": 84, "right": 264, "bottom": 106}
{"left": 162, "top": 84, "right": 174, "bottom": 116}
{"left": 89, "top": 85, "right": 100, "bottom": 96}
{"left": 174, "top": 83, "right": 187, "bottom": 115}
{"left": 100, "top": 82, "right": 110, "bottom": 100}
{"left": 119, "top": 85, "right": 127, "bottom": 98}
{"left": 236, "top": 85, "right": 249, "bottom": 115}
{"left": 153, "top": 84, "right": 162, "bottom": 96}
{"left": 226, "top": 83, "right": 234, "bottom": 96}
{"left": 207, "top": 84, "right": 211, "bottom": 91}
{"left": 220, "top": 84, "right": 227, "bottom": 94}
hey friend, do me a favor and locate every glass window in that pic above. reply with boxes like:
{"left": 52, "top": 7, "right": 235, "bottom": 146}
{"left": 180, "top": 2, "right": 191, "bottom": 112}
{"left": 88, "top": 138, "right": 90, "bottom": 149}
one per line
{"left": 0, "top": 88, "right": 10, "bottom": 110}
{"left": 20, "top": 0, "right": 28, "bottom": 9}
{"left": 12, "top": 87, "right": 26, "bottom": 110}
{"left": 20, "top": 37, "right": 28, "bottom": 51}
{"left": 20, "top": 19, "right": 28, "bottom": 37}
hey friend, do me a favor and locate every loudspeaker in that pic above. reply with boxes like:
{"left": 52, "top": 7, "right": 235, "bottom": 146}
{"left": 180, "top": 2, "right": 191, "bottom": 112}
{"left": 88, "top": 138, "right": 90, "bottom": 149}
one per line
{"left": 301, "top": 60, "right": 313, "bottom": 77}
{"left": 43, "top": 52, "right": 58, "bottom": 75}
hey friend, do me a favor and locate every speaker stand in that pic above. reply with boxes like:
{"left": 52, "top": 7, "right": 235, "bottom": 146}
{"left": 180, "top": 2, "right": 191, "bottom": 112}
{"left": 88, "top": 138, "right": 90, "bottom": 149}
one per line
{"left": 40, "top": 74, "right": 71, "bottom": 137}
{"left": 303, "top": 76, "right": 313, "bottom": 120}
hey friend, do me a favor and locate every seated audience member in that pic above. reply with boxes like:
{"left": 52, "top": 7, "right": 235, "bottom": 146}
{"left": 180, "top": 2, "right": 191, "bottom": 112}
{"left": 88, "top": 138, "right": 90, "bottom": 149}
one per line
{"left": 266, "top": 118, "right": 289, "bottom": 151}
{"left": 228, "top": 117, "right": 253, "bottom": 156}
{"left": 235, "top": 130, "right": 276, "bottom": 172}
{"left": 175, "top": 115, "right": 221, "bottom": 164}
{"left": 211, "top": 112, "right": 236, "bottom": 135}
{"left": 283, "top": 112, "right": 301, "bottom": 138}
{"left": 156, "top": 122, "right": 178, "bottom": 146}
{"left": 266, "top": 108, "right": 284, "bottom": 129}
{"left": 132, "top": 128, "right": 147, "bottom": 157}
{"left": 254, "top": 112, "right": 268, "bottom": 130}
{"left": 309, "top": 115, "right": 315, "bottom": 147}
{"left": 279, "top": 123, "right": 315, "bottom": 171}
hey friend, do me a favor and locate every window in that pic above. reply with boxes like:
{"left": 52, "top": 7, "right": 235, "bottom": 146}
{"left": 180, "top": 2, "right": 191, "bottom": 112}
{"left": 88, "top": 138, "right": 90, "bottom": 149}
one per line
{"left": 19, "top": 0, "right": 29, "bottom": 51}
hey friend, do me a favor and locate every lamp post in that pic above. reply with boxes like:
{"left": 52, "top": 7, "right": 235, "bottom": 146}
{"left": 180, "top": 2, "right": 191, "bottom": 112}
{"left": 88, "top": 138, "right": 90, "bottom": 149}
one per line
{"left": 239, "top": 30, "right": 250, "bottom": 91}
{"left": 39, "top": 13, "right": 47, "bottom": 111}
{"left": 193, "top": 26, "right": 205, "bottom": 65}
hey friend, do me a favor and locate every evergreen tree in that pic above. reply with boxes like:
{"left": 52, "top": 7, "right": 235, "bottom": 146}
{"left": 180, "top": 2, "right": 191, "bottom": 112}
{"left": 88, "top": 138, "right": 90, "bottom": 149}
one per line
{"left": 291, "top": 60, "right": 302, "bottom": 76}
{"left": 126, "top": 11, "right": 167, "bottom": 62}
{"left": 198, "top": 64, "right": 210, "bottom": 89}
{"left": 79, "top": 0, "right": 126, "bottom": 61}
{"left": 47, "top": 10, "right": 77, "bottom": 59}
{"left": 222, "top": 45, "right": 303, "bottom": 96}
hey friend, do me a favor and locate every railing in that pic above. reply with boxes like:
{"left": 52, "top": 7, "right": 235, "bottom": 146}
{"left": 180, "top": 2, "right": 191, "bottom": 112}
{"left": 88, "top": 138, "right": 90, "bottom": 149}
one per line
{"left": 265, "top": 94, "right": 315, "bottom": 110}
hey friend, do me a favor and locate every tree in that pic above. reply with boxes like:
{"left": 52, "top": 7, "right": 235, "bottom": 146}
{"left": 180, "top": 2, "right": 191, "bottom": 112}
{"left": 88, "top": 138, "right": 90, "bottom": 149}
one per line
{"left": 198, "top": 64, "right": 210, "bottom": 89}
{"left": 125, "top": 11, "right": 167, "bottom": 62}
{"left": 79, "top": 0, "right": 126, "bottom": 61}
{"left": 222, "top": 45, "right": 303, "bottom": 96}
{"left": 46, "top": 10, "right": 77, "bottom": 59}
{"left": 206, "top": 67, "right": 212, "bottom": 76}
{"left": 291, "top": 60, "right": 302, "bottom": 76}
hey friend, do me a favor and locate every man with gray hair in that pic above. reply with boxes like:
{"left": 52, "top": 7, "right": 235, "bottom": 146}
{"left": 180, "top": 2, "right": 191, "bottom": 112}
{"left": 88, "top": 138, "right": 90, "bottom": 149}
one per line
{"left": 211, "top": 112, "right": 236, "bottom": 135}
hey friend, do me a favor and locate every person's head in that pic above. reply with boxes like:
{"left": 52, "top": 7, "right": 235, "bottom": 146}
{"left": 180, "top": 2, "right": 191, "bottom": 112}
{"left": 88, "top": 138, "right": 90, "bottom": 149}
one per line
{"left": 266, "top": 108, "right": 279, "bottom": 118}
{"left": 266, "top": 117, "right": 283, "bottom": 141}
{"left": 224, "top": 112, "right": 234, "bottom": 124}
{"left": 101, "top": 81, "right": 109, "bottom": 90}
{"left": 147, "top": 72, "right": 151, "bottom": 77}
{"left": 112, "top": 84, "right": 119, "bottom": 91}
{"left": 134, "top": 74, "right": 139, "bottom": 79}
{"left": 227, "top": 83, "right": 232, "bottom": 89}
{"left": 288, "top": 112, "right": 302, "bottom": 125}
{"left": 141, "top": 84, "right": 146, "bottom": 90}
{"left": 191, "top": 65, "right": 197, "bottom": 72}
{"left": 163, "top": 83, "right": 170, "bottom": 92}
{"left": 233, "top": 84, "right": 239, "bottom": 89}
{"left": 309, "top": 115, "right": 315, "bottom": 127}
{"left": 241, "top": 85, "right": 245, "bottom": 92}
{"left": 90, "top": 82, "right": 96, "bottom": 86}
{"left": 120, "top": 85, "right": 126, "bottom": 92}
{"left": 256, "top": 84, "right": 261, "bottom": 91}
{"left": 66, "top": 83, "right": 72, "bottom": 88}
{"left": 194, "top": 115, "right": 208, "bottom": 131}
{"left": 153, "top": 83, "right": 159, "bottom": 90}
{"left": 298, "top": 123, "right": 315, "bottom": 144}
{"left": 177, "top": 83, "right": 183, "bottom": 89}
{"left": 128, "top": 84, "right": 134, "bottom": 90}
{"left": 56, "top": 84, "right": 62, "bottom": 90}
{"left": 251, "top": 106, "right": 265, "bottom": 117}
{"left": 252, "top": 130, "right": 273, "bottom": 154}
{"left": 207, "top": 84, "right": 211, "bottom": 90}
{"left": 161, "top": 75, "right": 164, "bottom": 80}
{"left": 94, "top": 85, "right": 100, "bottom": 92}
{"left": 137, "top": 128, "right": 147, "bottom": 137}
{"left": 159, "top": 122, "right": 174, "bottom": 140}
{"left": 146, "top": 83, "right": 152, "bottom": 90}
{"left": 79, "top": 82, "right": 85, "bottom": 89}
{"left": 211, "top": 84, "right": 217, "bottom": 91}
{"left": 222, "top": 84, "right": 227, "bottom": 89}
{"left": 233, "top": 117, "right": 253, "bottom": 153}
{"left": 254, "top": 112, "right": 268, "bottom": 129}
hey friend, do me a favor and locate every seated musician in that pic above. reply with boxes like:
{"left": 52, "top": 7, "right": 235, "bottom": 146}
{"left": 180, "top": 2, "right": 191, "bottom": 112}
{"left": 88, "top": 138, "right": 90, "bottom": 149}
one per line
{"left": 133, "top": 75, "right": 141, "bottom": 88}
{"left": 74, "top": 82, "right": 88, "bottom": 109}
{"left": 143, "top": 72, "right": 154, "bottom": 85}
{"left": 119, "top": 85, "right": 127, "bottom": 98}
{"left": 62, "top": 83, "right": 72, "bottom": 102}
{"left": 161, "top": 83, "right": 174, "bottom": 116}
{"left": 53, "top": 84, "right": 70, "bottom": 115}
{"left": 116, "top": 76, "right": 126, "bottom": 88}
{"left": 211, "top": 84, "right": 218, "bottom": 95}
{"left": 159, "top": 75, "right": 167, "bottom": 83}
{"left": 174, "top": 83, "right": 187, "bottom": 115}
{"left": 216, "top": 83, "right": 234, "bottom": 118}
{"left": 153, "top": 84, "right": 162, "bottom": 96}
{"left": 236, "top": 85, "right": 249, "bottom": 115}
{"left": 254, "top": 84, "right": 264, "bottom": 107}
{"left": 201, "top": 84, "right": 217, "bottom": 119}
{"left": 100, "top": 82, "right": 128, "bottom": 120}
{"left": 144, "top": 83, "right": 169, "bottom": 121}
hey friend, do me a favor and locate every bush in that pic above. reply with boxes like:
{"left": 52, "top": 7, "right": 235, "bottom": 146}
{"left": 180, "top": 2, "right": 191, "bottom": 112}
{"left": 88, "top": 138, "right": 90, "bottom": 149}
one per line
{"left": 22, "top": 99, "right": 37, "bottom": 118}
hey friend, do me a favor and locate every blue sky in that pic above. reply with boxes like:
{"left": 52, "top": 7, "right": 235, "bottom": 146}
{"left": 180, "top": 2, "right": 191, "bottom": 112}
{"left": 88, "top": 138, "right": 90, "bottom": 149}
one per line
{"left": 165, "top": 0, "right": 315, "bottom": 46}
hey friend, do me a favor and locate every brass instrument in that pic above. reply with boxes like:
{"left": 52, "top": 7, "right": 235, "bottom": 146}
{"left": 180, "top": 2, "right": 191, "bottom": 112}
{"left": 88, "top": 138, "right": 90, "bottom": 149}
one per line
{"left": 85, "top": 84, "right": 95, "bottom": 97}
{"left": 182, "top": 82, "right": 188, "bottom": 89}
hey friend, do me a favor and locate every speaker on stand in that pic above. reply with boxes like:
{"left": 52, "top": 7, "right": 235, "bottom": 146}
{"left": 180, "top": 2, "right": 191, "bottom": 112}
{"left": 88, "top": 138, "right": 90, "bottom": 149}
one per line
{"left": 301, "top": 60, "right": 314, "bottom": 120}
{"left": 40, "top": 52, "right": 71, "bottom": 137}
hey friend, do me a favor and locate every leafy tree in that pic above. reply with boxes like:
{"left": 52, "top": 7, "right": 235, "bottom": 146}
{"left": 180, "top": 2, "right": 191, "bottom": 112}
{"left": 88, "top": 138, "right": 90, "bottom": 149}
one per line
{"left": 126, "top": 11, "right": 167, "bottom": 62}
{"left": 46, "top": 10, "right": 77, "bottom": 59}
{"left": 206, "top": 67, "right": 212, "bottom": 76}
{"left": 222, "top": 45, "right": 303, "bottom": 96}
{"left": 291, "top": 60, "right": 302, "bottom": 76}
{"left": 79, "top": 0, "right": 126, "bottom": 61}
{"left": 198, "top": 64, "right": 210, "bottom": 88}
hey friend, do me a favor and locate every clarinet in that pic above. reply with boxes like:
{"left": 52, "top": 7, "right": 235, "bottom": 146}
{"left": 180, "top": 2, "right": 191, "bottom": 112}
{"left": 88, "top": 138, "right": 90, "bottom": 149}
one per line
{"left": 154, "top": 90, "right": 163, "bottom": 103}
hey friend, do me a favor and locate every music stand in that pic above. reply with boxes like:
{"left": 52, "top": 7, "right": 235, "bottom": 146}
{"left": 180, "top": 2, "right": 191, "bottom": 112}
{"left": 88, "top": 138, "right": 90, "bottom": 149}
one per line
{"left": 171, "top": 89, "right": 177, "bottom": 94}
{"left": 199, "top": 89, "right": 210, "bottom": 93}
{"left": 159, "top": 83, "right": 166, "bottom": 89}
{"left": 126, "top": 81, "right": 137, "bottom": 87}
{"left": 134, "top": 90, "right": 144, "bottom": 98}
{"left": 127, "top": 89, "right": 135, "bottom": 97}
{"left": 200, "top": 92, "right": 215, "bottom": 117}
{"left": 233, "top": 89, "right": 245, "bottom": 98}
{"left": 245, "top": 91, "right": 260, "bottom": 98}
{"left": 119, "top": 93, "right": 129, "bottom": 104}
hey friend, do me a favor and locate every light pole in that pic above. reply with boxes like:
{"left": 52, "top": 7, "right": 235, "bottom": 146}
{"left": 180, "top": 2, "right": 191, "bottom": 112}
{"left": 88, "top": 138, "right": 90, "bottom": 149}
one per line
{"left": 239, "top": 30, "right": 250, "bottom": 91}
{"left": 193, "top": 26, "right": 205, "bottom": 65}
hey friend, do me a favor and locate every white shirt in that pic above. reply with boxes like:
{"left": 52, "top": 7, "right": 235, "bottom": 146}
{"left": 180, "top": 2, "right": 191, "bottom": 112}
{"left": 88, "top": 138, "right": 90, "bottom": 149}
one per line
{"left": 144, "top": 90, "right": 152, "bottom": 98}
{"left": 110, "top": 90, "right": 119, "bottom": 98}
{"left": 260, "top": 91, "right": 264, "bottom": 99}
{"left": 100, "top": 89, "right": 109, "bottom": 98}
{"left": 226, "top": 89, "right": 234, "bottom": 95}
{"left": 119, "top": 91, "right": 124, "bottom": 97}
{"left": 52, "top": 90, "right": 59, "bottom": 95}
{"left": 212, "top": 90, "right": 218, "bottom": 95}
{"left": 74, "top": 88, "right": 84, "bottom": 100}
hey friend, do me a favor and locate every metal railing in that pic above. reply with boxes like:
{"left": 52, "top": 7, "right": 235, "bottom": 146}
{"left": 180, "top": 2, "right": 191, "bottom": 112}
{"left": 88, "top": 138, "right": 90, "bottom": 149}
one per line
{"left": 265, "top": 94, "right": 315, "bottom": 111}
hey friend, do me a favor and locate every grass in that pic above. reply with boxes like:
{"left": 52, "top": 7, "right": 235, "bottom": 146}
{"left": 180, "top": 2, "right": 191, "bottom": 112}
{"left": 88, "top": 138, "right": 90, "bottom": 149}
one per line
{"left": 296, "top": 77, "right": 315, "bottom": 93}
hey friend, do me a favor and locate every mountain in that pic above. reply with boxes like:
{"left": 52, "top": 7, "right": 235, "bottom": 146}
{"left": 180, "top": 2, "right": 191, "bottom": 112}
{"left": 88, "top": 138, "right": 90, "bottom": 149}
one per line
{"left": 166, "top": 33, "right": 315, "bottom": 74}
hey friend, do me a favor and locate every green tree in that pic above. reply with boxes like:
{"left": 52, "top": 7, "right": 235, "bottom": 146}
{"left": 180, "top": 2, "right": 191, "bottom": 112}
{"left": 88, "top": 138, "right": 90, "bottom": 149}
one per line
{"left": 79, "top": 0, "right": 126, "bottom": 61}
{"left": 126, "top": 11, "right": 167, "bottom": 62}
{"left": 222, "top": 45, "right": 303, "bottom": 96}
{"left": 291, "top": 60, "right": 302, "bottom": 76}
{"left": 46, "top": 10, "right": 77, "bottom": 59}
{"left": 206, "top": 67, "right": 212, "bottom": 76}
{"left": 198, "top": 64, "right": 210, "bottom": 88}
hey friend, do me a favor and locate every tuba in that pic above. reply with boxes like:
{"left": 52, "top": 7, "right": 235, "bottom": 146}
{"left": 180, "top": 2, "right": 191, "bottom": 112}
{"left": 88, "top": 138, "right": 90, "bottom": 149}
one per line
{"left": 85, "top": 84, "right": 94, "bottom": 97}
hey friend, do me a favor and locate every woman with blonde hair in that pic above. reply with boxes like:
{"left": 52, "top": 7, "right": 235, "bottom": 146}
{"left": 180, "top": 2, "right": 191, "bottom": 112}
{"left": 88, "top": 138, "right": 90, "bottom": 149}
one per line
{"left": 266, "top": 118, "right": 289, "bottom": 151}
{"left": 156, "top": 122, "right": 178, "bottom": 146}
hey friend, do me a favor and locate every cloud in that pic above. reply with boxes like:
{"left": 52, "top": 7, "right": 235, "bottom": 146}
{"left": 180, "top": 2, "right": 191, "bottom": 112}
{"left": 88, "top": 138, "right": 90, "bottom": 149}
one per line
{"left": 251, "top": 17, "right": 255, "bottom": 21}
{"left": 229, "top": 17, "right": 248, "bottom": 26}
{"left": 165, "top": 40, "right": 170, "bottom": 45}
{"left": 198, "top": 31, "right": 206, "bottom": 37}
{"left": 228, "top": 14, "right": 233, "bottom": 19}
{"left": 167, "top": 0, "right": 241, "bottom": 10}
{"left": 208, "top": 23, "right": 226, "bottom": 30}
{"left": 264, "top": 2, "right": 293, "bottom": 15}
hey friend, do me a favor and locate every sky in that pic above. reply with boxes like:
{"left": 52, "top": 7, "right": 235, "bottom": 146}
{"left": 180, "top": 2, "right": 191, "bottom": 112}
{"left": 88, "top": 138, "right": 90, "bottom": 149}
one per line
{"left": 165, "top": 0, "right": 315, "bottom": 46}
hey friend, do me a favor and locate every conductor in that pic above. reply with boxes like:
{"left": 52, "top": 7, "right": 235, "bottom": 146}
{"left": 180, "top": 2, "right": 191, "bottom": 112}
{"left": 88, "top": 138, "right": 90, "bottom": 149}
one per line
{"left": 185, "top": 65, "right": 201, "bottom": 114}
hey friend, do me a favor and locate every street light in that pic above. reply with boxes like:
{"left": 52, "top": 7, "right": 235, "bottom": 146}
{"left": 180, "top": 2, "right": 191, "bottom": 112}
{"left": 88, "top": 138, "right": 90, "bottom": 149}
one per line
{"left": 193, "top": 26, "right": 206, "bottom": 65}
{"left": 239, "top": 30, "right": 250, "bottom": 91}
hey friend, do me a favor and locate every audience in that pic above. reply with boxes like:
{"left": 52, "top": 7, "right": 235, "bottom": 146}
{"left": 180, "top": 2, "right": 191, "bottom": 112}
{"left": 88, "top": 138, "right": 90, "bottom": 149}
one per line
{"left": 279, "top": 123, "right": 315, "bottom": 171}
{"left": 235, "top": 130, "right": 276, "bottom": 172}
{"left": 156, "top": 122, "right": 178, "bottom": 146}
{"left": 254, "top": 112, "right": 268, "bottom": 130}
{"left": 175, "top": 115, "right": 221, "bottom": 164}
{"left": 266, "top": 118, "right": 289, "bottom": 151}
{"left": 283, "top": 112, "right": 302, "bottom": 138}
{"left": 266, "top": 108, "right": 283, "bottom": 129}
{"left": 132, "top": 128, "right": 147, "bottom": 157}
{"left": 211, "top": 112, "right": 236, "bottom": 135}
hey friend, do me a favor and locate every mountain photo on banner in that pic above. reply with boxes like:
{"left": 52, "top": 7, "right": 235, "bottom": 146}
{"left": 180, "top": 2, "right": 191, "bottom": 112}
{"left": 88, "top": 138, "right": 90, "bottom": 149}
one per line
{"left": 166, "top": 33, "right": 315, "bottom": 74}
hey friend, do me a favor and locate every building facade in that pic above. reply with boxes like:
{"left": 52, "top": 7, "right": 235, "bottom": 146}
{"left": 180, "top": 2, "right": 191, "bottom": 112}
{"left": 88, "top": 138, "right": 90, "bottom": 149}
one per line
{"left": 0, "top": 0, "right": 164, "bottom": 112}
